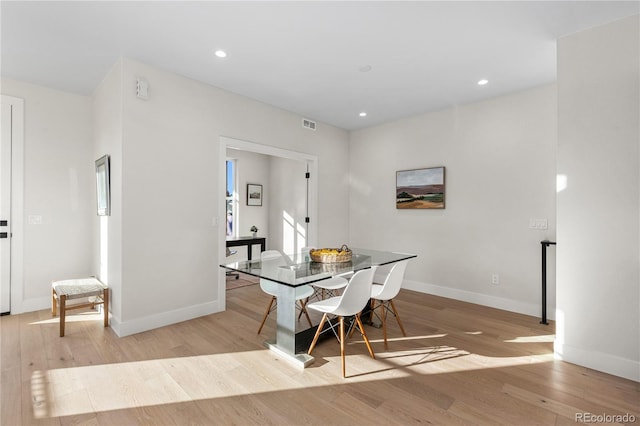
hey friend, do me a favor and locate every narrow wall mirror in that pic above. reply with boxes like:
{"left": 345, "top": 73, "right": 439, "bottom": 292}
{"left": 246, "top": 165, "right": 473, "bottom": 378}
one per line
{"left": 95, "top": 154, "right": 111, "bottom": 216}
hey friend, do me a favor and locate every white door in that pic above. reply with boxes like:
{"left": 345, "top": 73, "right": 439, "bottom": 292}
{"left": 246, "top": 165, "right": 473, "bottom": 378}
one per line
{"left": 0, "top": 97, "right": 13, "bottom": 313}
{"left": 283, "top": 158, "right": 308, "bottom": 254}
{"left": 269, "top": 156, "right": 309, "bottom": 255}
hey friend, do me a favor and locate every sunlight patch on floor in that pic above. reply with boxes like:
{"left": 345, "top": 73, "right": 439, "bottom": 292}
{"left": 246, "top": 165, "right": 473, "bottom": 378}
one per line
{"left": 29, "top": 311, "right": 103, "bottom": 325}
{"left": 504, "top": 335, "right": 555, "bottom": 343}
{"left": 32, "top": 340, "right": 553, "bottom": 419}
{"left": 366, "top": 333, "right": 448, "bottom": 343}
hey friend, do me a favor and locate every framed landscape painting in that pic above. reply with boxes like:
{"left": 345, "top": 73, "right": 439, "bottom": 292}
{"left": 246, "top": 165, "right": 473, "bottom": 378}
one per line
{"left": 396, "top": 167, "right": 445, "bottom": 209}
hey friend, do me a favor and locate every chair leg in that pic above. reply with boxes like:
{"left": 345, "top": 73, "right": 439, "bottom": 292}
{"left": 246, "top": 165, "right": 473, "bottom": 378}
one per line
{"left": 355, "top": 313, "right": 375, "bottom": 359}
{"left": 389, "top": 299, "right": 407, "bottom": 336}
{"left": 382, "top": 300, "right": 389, "bottom": 349}
{"left": 52, "top": 289, "right": 57, "bottom": 317}
{"left": 257, "top": 296, "right": 275, "bottom": 334}
{"left": 297, "top": 297, "right": 310, "bottom": 320}
{"left": 348, "top": 317, "right": 356, "bottom": 339}
{"left": 339, "top": 316, "right": 346, "bottom": 378}
{"left": 369, "top": 299, "right": 376, "bottom": 324}
{"left": 308, "top": 313, "right": 328, "bottom": 355}
{"left": 350, "top": 299, "right": 375, "bottom": 340}
{"left": 103, "top": 288, "right": 109, "bottom": 328}
{"left": 59, "top": 295, "right": 67, "bottom": 337}
{"left": 300, "top": 299, "right": 313, "bottom": 328}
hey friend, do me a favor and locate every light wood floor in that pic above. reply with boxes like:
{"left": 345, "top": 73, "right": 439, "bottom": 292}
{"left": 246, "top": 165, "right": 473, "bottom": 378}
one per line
{"left": 1, "top": 278, "right": 638, "bottom": 425}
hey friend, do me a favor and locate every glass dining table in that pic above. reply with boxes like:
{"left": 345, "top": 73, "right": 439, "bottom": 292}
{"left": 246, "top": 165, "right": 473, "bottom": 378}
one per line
{"left": 220, "top": 247, "right": 417, "bottom": 368}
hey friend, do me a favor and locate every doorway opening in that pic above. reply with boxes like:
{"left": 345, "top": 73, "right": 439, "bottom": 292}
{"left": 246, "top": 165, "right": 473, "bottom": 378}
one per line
{"left": 218, "top": 136, "right": 318, "bottom": 310}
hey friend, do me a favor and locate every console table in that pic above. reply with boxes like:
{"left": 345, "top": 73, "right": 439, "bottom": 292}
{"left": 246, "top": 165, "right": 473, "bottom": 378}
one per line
{"left": 226, "top": 236, "right": 266, "bottom": 261}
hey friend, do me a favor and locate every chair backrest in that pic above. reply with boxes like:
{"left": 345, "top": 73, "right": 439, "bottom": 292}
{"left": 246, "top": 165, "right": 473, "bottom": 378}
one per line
{"left": 259, "top": 250, "right": 286, "bottom": 294}
{"left": 372, "top": 260, "right": 409, "bottom": 301}
{"left": 331, "top": 267, "right": 376, "bottom": 317}
{"left": 261, "top": 250, "right": 286, "bottom": 262}
{"left": 260, "top": 249, "right": 296, "bottom": 267}
{"left": 372, "top": 263, "right": 393, "bottom": 284}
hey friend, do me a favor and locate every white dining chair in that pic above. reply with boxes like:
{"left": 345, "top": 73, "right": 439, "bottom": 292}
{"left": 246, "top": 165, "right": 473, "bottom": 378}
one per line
{"left": 257, "top": 250, "right": 314, "bottom": 334}
{"left": 366, "top": 259, "right": 409, "bottom": 349}
{"left": 307, "top": 267, "right": 376, "bottom": 378}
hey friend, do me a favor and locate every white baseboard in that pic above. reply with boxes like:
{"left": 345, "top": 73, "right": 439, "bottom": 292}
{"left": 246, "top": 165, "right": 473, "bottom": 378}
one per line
{"left": 402, "top": 279, "right": 555, "bottom": 321}
{"left": 11, "top": 281, "right": 554, "bottom": 330}
{"left": 555, "top": 341, "right": 640, "bottom": 382}
{"left": 111, "top": 299, "right": 224, "bottom": 337}
{"left": 10, "top": 295, "right": 225, "bottom": 338}
{"left": 402, "top": 279, "right": 639, "bottom": 382}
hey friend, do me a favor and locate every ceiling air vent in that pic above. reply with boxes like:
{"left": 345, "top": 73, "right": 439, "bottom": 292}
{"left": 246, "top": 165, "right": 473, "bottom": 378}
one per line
{"left": 302, "top": 118, "right": 317, "bottom": 131}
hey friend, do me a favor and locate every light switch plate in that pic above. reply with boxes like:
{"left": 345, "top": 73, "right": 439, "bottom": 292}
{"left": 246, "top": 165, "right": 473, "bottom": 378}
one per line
{"left": 28, "top": 215, "right": 42, "bottom": 225}
{"left": 529, "top": 218, "right": 548, "bottom": 230}
{"left": 136, "top": 77, "right": 149, "bottom": 100}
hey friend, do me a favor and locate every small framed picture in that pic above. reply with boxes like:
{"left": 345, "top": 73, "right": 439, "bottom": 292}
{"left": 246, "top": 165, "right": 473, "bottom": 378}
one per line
{"left": 247, "top": 183, "right": 263, "bottom": 206}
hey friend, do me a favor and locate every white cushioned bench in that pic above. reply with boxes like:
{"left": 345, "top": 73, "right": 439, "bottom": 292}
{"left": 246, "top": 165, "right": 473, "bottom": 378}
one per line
{"left": 51, "top": 277, "right": 109, "bottom": 337}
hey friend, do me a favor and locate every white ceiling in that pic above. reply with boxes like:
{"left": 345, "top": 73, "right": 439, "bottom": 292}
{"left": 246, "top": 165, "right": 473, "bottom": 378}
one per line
{"left": 1, "top": 1, "right": 638, "bottom": 130}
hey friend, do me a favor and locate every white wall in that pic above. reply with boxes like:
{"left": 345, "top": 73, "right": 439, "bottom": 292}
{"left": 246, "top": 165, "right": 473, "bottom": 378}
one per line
{"left": 349, "top": 84, "right": 557, "bottom": 318}
{"left": 1, "top": 78, "right": 93, "bottom": 313}
{"left": 556, "top": 15, "right": 639, "bottom": 381}
{"left": 94, "top": 58, "right": 349, "bottom": 336}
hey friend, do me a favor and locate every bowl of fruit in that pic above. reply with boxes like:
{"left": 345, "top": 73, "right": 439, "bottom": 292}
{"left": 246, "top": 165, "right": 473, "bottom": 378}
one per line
{"left": 309, "top": 244, "right": 352, "bottom": 263}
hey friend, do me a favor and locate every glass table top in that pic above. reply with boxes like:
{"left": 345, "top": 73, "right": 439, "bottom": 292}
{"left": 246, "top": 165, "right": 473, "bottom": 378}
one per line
{"left": 220, "top": 247, "right": 416, "bottom": 287}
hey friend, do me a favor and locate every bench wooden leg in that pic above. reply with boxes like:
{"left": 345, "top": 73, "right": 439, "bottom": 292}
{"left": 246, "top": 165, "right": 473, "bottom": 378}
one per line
{"left": 103, "top": 288, "right": 109, "bottom": 327}
{"left": 52, "top": 289, "right": 57, "bottom": 317}
{"left": 59, "top": 294, "right": 67, "bottom": 337}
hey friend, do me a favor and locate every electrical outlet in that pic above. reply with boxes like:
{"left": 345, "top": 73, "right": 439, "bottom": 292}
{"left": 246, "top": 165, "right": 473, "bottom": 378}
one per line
{"left": 492, "top": 274, "right": 500, "bottom": 285}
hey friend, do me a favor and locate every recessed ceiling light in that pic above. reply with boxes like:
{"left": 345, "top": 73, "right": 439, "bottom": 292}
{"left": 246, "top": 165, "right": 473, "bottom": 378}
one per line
{"left": 359, "top": 112, "right": 367, "bottom": 117}
{"left": 477, "top": 79, "right": 489, "bottom": 86}
{"left": 358, "top": 65, "right": 372, "bottom": 72}
{"left": 214, "top": 50, "right": 227, "bottom": 58}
